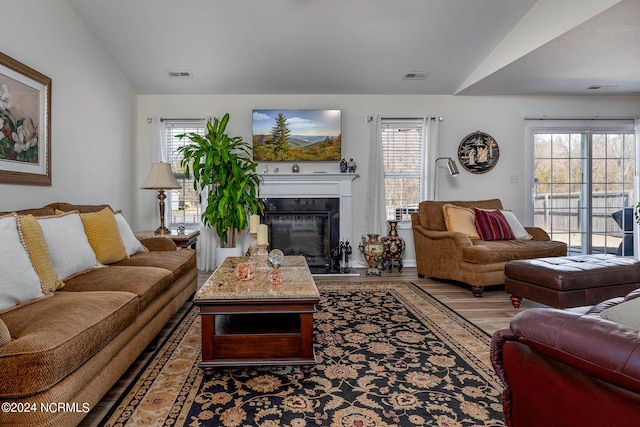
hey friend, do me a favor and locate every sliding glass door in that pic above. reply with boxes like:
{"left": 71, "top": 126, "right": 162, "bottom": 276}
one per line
{"left": 530, "top": 125, "right": 635, "bottom": 256}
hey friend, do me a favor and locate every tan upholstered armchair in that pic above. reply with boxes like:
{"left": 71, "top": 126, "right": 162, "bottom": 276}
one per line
{"left": 411, "top": 199, "right": 566, "bottom": 296}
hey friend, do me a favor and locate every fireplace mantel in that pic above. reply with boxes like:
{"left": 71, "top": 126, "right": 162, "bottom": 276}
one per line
{"left": 260, "top": 173, "right": 357, "bottom": 183}
{"left": 259, "top": 173, "right": 358, "bottom": 243}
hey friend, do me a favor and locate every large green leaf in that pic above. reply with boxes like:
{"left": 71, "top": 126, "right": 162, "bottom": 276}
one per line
{"left": 176, "top": 113, "right": 263, "bottom": 245}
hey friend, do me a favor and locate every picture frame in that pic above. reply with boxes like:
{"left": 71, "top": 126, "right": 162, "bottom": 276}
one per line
{"left": 252, "top": 109, "right": 341, "bottom": 161}
{"left": 457, "top": 131, "right": 499, "bottom": 174}
{"left": 0, "top": 51, "right": 51, "bottom": 186}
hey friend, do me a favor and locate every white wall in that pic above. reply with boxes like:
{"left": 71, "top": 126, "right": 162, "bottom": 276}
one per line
{"left": 0, "top": 0, "right": 137, "bottom": 218}
{"left": 136, "top": 94, "right": 640, "bottom": 266}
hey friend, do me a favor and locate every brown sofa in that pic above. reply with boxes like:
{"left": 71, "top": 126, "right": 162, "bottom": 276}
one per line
{"left": 411, "top": 199, "right": 567, "bottom": 296}
{"left": 0, "top": 203, "right": 197, "bottom": 427}
{"left": 491, "top": 289, "right": 640, "bottom": 426}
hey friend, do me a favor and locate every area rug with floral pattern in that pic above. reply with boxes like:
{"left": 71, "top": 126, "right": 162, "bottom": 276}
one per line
{"left": 100, "top": 282, "right": 505, "bottom": 427}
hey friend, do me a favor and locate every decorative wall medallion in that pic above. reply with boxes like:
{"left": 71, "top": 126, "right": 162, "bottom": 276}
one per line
{"left": 457, "top": 131, "right": 499, "bottom": 174}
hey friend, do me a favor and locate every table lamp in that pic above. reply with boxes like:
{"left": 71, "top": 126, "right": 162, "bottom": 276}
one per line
{"left": 141, "top": 162, "right": 181, "bottom": 235}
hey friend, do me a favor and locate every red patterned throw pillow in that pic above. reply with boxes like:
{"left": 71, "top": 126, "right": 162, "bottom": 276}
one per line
{"left": 474, "top": 208, "right": 515, "bottom": 241}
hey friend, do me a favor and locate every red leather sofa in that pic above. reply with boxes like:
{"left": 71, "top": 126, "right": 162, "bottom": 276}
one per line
{"left": 491, "top": 289, "right": 640, "bottom": 426}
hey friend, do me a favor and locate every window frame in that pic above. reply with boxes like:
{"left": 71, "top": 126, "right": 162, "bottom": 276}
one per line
{"left": 380, "top": 117, "right": 427, "bottom": 222}
{"left": 525, "top": 119, "right": 636, "bottom": 255}
{"left": 163, "top": 118, "right": 207, "bottom": 229}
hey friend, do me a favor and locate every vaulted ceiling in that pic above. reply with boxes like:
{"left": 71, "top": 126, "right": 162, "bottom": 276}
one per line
{"left": 68, "top": 0, "right": 640, "bottom": 96}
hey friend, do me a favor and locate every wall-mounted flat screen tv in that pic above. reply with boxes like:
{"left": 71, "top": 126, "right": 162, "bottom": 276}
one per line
{"left": 252, "top": 109, "right": 341, "bottom": 161}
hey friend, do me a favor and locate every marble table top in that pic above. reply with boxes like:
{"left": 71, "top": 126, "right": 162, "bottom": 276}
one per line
{"left": 195, "top": 256, "right": 320, "bottom": 300}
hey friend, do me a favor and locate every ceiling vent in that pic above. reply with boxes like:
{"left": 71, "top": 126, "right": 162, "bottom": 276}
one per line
{"left": 587, "top": 84, "right": 618, "bottom": 90}
{"left": 168, "top": 70, "right": 193, "bottom": 78}
{"left": 403, "top": 72, "right": 428, "bottom": 80}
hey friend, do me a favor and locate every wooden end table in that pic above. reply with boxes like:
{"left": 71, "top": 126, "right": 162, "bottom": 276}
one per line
{"left": 194, "top": 256, "right": 319, "bottom": 374}
{"left": 135, "top": 229, "right": 200, "bottom": 249}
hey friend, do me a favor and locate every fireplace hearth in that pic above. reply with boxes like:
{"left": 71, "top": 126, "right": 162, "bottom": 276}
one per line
{"left": 258, "top": 173, "right": 359, "bottom": 275}
{"left": 263, "top": 197, "right": 357, "bottom": 274}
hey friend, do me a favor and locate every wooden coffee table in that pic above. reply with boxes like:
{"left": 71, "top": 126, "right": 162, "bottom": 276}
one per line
{"left": 194, "top": 256, "right": 319, "bottom": 374}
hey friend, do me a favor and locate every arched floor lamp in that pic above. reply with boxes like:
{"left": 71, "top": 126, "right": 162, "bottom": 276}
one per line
{"left": 434, "top": 157, "right": 459, "bottom": 200}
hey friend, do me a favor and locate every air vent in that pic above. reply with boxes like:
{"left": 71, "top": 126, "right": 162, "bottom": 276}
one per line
{"left": 403, "top": 72, "right": 428, "bottom": 80}
{"left": 168, "top": 70, "right": 193, "bottom": 78}
{"left": 588, "top": 84, "right": 618, "bottom": 90}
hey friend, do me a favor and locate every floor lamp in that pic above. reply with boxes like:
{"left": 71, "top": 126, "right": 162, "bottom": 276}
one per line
{"left": 433, "top": 157, "right": 459, "bottom": 200}
{"left": 142, "top": 162, "right": 182, "bottom": 235}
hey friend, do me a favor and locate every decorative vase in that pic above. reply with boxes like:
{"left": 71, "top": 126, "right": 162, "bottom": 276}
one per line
{"left": 359, "top": 234, "right": 384, "bottom": 276}
{"left": 235, "top": 261, "right": 255, "bottom": 281}
{"left": 381, "top": 220, "right": 405, "bottom": 272}
{"left": 268, "top": 268, "right": 284, "bottom": 285}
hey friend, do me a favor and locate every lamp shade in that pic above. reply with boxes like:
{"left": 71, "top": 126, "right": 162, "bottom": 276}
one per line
{"left": 141, "top": 162, "right": 181, "bottom": 189}
{"left": 435, "top": 157, "right": 459, "bottom": 177}
{"left": 446, "top": 158, "right": 460, "bottom": 176}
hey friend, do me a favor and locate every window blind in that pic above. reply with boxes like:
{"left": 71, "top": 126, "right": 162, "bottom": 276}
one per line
{"left": 381, "top": 118, "right": 424, "bottom": 221}
{"left": 163, "top": 119, "right": 207, "bottom": 227}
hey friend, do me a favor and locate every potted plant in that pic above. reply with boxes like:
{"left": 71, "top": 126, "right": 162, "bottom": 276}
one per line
{"left": 176, "top": 113, "right": 262, "bottom": 263}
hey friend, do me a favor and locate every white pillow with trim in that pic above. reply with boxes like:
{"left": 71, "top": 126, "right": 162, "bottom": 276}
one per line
{"left": 114, "top": 212, "right": 146, "bottom": 256}
{"left": 37, "top": 212, "right": 101, "bottom": 281}
{"left": 0, "top": 215, "right": 45, "bottom": 313}
{"left": 500, "top": 210, "right": 533, "bottom": 240}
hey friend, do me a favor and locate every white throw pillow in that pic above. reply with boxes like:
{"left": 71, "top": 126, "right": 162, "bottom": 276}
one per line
{"left": 114, "top": 212, "right": 146, "bottom": 255}
{"left": 37, "top": 212, "right": 101, "bottom": 280}
{"left": 600, "top": 297, "right": 640, "bottom": 330}
{"left": 500, "top": 210, "right": 533, "bottom": 240}
{"left": 0, "top": 215, "right": 45, "bottom": 313}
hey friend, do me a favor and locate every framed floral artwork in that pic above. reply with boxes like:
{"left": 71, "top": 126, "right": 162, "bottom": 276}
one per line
{"left": 0, "top": 51, "right": 51, "bottom": 185}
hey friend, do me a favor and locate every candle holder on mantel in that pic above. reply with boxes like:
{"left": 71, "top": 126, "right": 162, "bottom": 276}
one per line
{"left": 252, "top": 243, "right": 269, "bottom": 267}
{"left": 246, "top": 232, "right": 258, "bottom": 257}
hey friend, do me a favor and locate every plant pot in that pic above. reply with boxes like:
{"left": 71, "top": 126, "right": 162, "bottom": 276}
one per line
{"left": 215, "top": 245, "right": 244, "bottom": 268}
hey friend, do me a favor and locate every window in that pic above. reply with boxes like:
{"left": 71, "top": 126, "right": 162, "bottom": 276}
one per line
{"left": 164, "top": 119, "right": 206, "bottom": 229}
{"left": 528, "top": 121, "right": 635, "bottom": 256}
{"left": 381, "top": 118, "right": 425, "bottom": 221}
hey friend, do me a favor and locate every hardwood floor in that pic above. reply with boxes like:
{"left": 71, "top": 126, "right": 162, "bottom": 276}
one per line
{"left": 79, "top": 267, "right": 546, "bottom": 426}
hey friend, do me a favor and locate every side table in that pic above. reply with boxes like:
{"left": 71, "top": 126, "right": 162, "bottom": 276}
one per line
{"left": 135, "top": 229, "right": 200, "bottom": 249}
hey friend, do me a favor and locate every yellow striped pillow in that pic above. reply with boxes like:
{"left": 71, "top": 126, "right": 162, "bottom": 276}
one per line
{"left": 18, "top": 214, "right": 64, "bottom": 292}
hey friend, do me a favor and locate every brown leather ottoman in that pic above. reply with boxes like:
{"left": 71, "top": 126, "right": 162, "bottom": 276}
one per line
{"left": 505, "top": 254, "right": 640, "bottom": 309}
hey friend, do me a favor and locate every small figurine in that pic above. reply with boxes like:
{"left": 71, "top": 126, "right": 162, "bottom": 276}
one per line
{"left": 340, "top": 158, "right": 348, "bottom": 173}
{"left": 348, "top": 158, "right": 357, "bottom": 173}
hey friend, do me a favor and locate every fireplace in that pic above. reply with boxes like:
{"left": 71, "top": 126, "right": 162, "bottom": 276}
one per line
{"left": 259, "top": 173, "right": 358, "bottom": 274}
{"left": 263, "top": 198, "right": 338, "bottom": 272}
